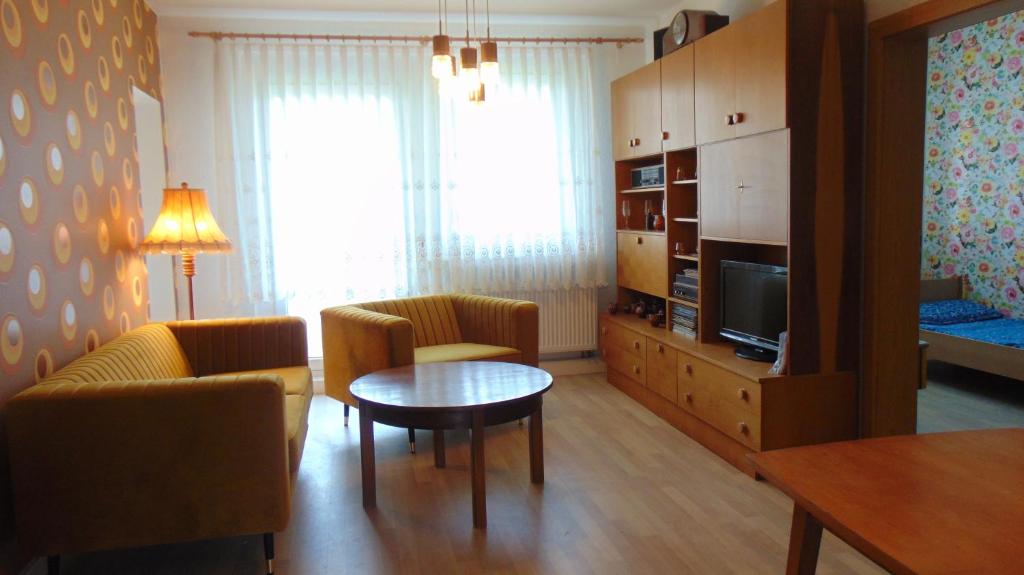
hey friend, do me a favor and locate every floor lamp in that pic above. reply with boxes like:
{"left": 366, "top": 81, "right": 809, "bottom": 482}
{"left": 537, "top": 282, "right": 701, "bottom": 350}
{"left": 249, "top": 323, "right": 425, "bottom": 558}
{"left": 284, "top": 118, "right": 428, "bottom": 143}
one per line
{"left": 140, "top": 182, "right": 232, "bottom": 320}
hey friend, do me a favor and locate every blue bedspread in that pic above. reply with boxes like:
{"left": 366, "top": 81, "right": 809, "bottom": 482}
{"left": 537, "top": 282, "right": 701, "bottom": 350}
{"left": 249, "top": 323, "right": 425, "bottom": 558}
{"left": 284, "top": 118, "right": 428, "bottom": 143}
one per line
{"left": 924, "top": 318, "right": 1024, "bottom": 349}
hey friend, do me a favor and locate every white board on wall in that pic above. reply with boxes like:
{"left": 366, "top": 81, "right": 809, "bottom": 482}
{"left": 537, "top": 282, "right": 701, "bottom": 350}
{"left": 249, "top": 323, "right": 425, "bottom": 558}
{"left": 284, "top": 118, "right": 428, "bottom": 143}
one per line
{"left": 133, "top": 87, "right": 177, "bottom": 322}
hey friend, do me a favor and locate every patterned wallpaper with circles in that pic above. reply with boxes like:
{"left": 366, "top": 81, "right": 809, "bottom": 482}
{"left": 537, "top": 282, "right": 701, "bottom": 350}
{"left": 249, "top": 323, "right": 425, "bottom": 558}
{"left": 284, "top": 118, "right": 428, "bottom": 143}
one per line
{"left": 0, "top": 0, "right": 161, "bottom": 549}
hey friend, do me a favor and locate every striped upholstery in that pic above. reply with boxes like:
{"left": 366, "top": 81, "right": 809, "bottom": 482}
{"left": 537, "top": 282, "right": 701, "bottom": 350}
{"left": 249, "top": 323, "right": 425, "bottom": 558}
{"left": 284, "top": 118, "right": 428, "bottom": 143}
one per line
{"left": 41, "top": 324, "right": 193, "bottom": 385}
{"left": 166, "top": 317, "right": 308, "bottom": 376}
{"left": 354, "top": 295, "right": 463, "bottom": 347}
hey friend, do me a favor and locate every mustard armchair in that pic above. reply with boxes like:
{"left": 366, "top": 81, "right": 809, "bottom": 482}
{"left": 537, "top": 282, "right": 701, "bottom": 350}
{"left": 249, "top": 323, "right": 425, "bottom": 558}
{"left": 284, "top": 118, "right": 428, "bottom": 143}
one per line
{"left": 321, "top": 294, "right": 539, "bottom": 450}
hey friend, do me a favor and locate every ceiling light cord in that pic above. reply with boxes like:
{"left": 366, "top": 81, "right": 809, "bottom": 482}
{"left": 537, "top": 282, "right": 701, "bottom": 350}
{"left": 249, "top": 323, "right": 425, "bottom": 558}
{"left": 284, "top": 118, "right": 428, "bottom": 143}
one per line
{"left": 486, "top": 0, "right": 491, "bottom": 39}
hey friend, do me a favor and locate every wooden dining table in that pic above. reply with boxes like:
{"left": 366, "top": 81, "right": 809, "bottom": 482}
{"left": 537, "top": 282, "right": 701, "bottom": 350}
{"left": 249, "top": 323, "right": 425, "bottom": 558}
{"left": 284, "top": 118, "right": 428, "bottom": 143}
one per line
{"left": 750, "top": 428, "right": 1024, "bottom": 574}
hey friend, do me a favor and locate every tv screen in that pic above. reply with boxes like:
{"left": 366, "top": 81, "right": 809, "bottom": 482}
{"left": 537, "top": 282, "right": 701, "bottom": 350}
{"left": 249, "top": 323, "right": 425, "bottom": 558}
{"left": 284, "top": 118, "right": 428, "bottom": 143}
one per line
{"left": 720, "top": 260, "right": 787, "bottom": 355}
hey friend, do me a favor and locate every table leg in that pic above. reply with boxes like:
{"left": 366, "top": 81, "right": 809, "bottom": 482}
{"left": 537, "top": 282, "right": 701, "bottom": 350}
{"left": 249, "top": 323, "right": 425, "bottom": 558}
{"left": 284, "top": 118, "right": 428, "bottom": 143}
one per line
{"left": 471, "top": 410, "right": 486, "bottom": 529}
{"left": 359, "top": 403, "right": 376, "bottom": 509}
{"left": 433, "top": 429, "right": 446, "bottom": 468}
{"left": 786, "top": 502, "right": 823, "bottom": 575}
{"left": 529, "top": 402, "right": 544, "bottom": 484}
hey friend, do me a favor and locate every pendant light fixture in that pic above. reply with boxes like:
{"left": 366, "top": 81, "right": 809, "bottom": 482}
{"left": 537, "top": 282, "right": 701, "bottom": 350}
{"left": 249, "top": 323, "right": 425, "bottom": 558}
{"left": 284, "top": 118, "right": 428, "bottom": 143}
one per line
{"left": 479, "top": 0, "right": 499, "bottom": 84}
{"left": 431, "top": 0, "right": 454, "bottom": 80}
{"left": 459, "top": 0, "right": 480, "bottom": 91}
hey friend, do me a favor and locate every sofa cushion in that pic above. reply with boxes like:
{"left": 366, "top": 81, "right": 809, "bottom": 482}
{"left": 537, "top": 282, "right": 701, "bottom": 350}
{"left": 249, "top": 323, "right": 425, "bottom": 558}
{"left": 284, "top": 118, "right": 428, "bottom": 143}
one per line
{"left": 354, "top": 295, "right": 463, "bottom": 347}
{"left": 414, "top": 343, "right": 522, "bottom": 364}
{"left": 41, "top": 324, "right": 193, "bottom": 385}
{"left": 217, "top": 366, "right": 312, "bottom": 397}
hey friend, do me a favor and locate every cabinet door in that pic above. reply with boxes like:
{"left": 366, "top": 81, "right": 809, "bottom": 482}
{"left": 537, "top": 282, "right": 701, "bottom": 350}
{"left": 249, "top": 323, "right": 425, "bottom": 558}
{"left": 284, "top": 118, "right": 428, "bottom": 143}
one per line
{"left": 661, "top": 45, "right": 696, "bottom": 152}
{"left": 698, "top": 139, "right": 740, "bottom": 240}
{"left": 646, "top": 339, "right": 677, "bottom": 401}
{"left": 616, "top": 232, "right": 668, "bottom": 298}
{"left": 736, "top": 130, "right": 789, "bottom": 243}
{"left": 733, "top": 0, "right": 787, "bottom": 138}
{"left": 611, "top": 76, "right": 634, "bottom": 161}
{"left": 631, "top": 61, "right": 663, "bottom": 158}
{"left": 694, "top": 26, "right": 736, "bottom": 145}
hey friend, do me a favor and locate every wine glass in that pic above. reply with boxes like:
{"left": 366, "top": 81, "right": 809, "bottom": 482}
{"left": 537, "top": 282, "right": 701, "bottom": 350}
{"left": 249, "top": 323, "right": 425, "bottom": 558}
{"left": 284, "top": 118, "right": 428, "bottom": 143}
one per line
{"left": 621, "top": 200, "right": 631, "bottom": 230}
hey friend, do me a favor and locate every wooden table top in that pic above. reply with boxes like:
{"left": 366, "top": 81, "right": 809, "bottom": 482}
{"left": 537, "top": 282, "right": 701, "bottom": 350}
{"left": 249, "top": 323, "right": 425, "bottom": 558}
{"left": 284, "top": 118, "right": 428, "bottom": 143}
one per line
{"left": 351, "top": 361, "right": 553, "bottom": 411}
{"left": 750, "top": 428, "right": 1024, "bottom": 574}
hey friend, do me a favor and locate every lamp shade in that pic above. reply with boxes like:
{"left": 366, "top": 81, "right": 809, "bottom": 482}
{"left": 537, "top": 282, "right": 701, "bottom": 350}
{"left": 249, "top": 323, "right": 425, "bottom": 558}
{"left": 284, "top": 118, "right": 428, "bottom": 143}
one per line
{"left": 140, "top": 182, "right": 232, "bottom": 254}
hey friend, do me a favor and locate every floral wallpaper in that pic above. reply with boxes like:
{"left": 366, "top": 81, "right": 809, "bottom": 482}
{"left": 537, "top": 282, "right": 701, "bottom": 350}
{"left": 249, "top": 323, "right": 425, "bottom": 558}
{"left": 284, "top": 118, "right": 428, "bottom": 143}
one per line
{"left": 923, "top": 10, "right": 1024, "bottom": 318}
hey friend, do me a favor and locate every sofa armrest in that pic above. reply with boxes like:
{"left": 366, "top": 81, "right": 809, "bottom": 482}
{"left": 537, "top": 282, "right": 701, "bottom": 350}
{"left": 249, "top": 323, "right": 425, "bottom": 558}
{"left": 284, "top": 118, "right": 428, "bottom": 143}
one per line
{"left": 165, "top": 316, "right": 308, "bottom": 376}
{"left": 450, "top": 295, "right": 540, "bottom": 366}
{"left": 320, "top": 306, "right": 415, "bottom": 406}
{"left": 6, "top": 375, "right": 291, "bottom": 556}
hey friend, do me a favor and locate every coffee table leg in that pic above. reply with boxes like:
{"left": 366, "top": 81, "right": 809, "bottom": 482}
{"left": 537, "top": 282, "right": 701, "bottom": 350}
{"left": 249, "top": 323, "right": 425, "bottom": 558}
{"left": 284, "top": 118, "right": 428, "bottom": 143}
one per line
{"left": 433, "top": 429, "right": 446, "bottom": 468}
{"left": 471, "top": 410, "right": 486, "bottom": 529}
{"left": 359, "top": 403, "right": 376, "bottom": 509}
{"left": 786, "top": 502, "right": 823, "bottom": 575}
{"left": 529, "top": 401, "right": 544, "bottom": 484}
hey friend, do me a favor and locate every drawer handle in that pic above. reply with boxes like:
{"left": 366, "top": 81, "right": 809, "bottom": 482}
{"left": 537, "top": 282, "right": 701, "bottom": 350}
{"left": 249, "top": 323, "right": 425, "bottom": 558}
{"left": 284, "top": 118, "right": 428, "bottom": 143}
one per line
{"left": 657, "top": 343, "right": 664, "bottom": 353}
{"left": 633, "top": 340, "right": 641, "bottom": 350}
{"left": 725, "top": 114, "right": 734, "bottom": 126}
{"left": 737, "top": 388, "right": 749, "bottom": 401}
{"left": 738, "top": 422, "right": 749, "bottom": 435}
{"left": 633, "top": 364, "right": 641, "bottom": 375}
{"left": 734, "top": 112, "right": 744, "bottom": 124}
{"left": 684, "top": 364, "right": 693, "bottom": 376}
{"left": 634, "top": 137, "right": 641, "bottom": 146}
{"left": 628, "top": 138, "right": 635, "bottom": 148}
{"left": 636, "top": 236, "right": 643, "bottom": 245}
{"left": 662, "top": 131, "right": 669, "bottom": 141}
{"left": 683, "top": 392, "right": 693, "bottom": 403}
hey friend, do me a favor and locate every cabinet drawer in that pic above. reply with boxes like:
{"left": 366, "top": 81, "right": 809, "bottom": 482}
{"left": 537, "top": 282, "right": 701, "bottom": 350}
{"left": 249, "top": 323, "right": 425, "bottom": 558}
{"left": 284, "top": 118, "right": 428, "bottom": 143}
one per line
{"left": 646, "top": 338, "right": 677, "bottom": 402}
{"left": 600, "top": 320, "right": 645, "bottom": 358}
{"left": 677, "top": 353, "right": 762, "bottom": 449}
{"left": 603, "top": 343, "right": 645, "bottom": 385}
{"left": 616, "top": 232, "right": 668, "bottom": 298}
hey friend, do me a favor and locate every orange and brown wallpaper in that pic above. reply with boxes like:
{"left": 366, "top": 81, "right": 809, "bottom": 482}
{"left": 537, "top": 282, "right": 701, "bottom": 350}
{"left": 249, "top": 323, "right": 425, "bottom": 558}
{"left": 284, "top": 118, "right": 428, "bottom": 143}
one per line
{"left": 0, "top": 0, "right": 161, "bottom": 558}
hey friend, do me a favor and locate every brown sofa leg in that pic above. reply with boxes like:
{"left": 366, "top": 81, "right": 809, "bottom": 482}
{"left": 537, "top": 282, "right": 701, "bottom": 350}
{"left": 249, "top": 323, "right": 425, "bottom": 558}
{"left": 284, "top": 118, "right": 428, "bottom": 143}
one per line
{"left": 47, "top": 555, "right": 59, "bottom": 575}
{"left": 344, "top": 404, "right": 350, "bottom": 427}
{"left": 263, "top": 532, "right": 275, "bottom": 575}
{"left": 408, "top": 428, "right": 416, "bottom": 453}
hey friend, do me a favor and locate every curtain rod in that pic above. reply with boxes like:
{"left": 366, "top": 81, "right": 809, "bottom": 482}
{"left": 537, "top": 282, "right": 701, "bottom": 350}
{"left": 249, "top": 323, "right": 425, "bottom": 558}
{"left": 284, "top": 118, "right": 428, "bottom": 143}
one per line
{"left": 187, "top": 31, "right": 643, "bottom": 48}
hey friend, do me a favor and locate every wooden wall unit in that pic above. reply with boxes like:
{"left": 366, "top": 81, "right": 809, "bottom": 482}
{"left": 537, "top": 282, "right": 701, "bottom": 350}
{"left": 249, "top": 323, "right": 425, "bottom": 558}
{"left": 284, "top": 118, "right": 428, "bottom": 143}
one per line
{"left": 607, "top": 0, "right": 864, "bottom": 474}
{"left": 611, "top": 61, "right": 664, "bottom": 161}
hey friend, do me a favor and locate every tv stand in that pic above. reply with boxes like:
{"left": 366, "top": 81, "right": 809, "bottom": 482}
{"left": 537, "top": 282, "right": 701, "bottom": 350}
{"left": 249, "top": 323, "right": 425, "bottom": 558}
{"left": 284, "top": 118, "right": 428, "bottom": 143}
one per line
{"left": 734, "top": 345, "right": 777, "bottom": 363}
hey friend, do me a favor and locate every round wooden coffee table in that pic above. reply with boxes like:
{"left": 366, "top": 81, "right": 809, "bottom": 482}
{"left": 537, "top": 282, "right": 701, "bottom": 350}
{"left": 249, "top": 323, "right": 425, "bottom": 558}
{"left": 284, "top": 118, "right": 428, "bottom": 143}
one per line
{"left": 350, "top": 361, "right": 553, "bottom": 529}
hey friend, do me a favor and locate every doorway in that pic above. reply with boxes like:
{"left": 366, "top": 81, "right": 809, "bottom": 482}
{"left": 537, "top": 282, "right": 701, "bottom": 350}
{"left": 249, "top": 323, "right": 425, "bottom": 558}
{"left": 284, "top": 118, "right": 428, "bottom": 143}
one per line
{"left": 864, "top": 0, "right": 1024, "bottom": 437}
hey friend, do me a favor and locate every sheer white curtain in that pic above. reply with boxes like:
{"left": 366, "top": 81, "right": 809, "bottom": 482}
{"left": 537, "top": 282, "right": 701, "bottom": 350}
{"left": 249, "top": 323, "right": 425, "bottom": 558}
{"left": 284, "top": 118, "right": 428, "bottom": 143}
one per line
{"left": 213, "top": 40, "right": 610, "bottom": 354}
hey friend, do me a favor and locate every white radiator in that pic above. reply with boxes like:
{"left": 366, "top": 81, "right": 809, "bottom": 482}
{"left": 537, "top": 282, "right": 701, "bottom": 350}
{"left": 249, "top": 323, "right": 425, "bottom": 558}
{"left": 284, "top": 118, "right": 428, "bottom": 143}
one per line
{"left": 491, "top": 288, "right": 598, "bottom": 354}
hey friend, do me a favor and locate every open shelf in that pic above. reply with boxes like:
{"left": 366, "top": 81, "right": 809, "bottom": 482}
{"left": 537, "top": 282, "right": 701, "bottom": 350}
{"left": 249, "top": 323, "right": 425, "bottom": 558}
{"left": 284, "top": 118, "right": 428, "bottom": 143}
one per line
{"left": 673, "top": 217, "right": 699, "bottom": 223}
{"left": 617, "top": 229, "right": 666, "bottom": 236}
{"left": 673, "top": 254, "right": 699, "bottom": 262}
{"left": 620, "top": 187, "right": 665, "bottom": 194}
{"left": 669, "top": 297, "right": 699, "bottom": 309}
{"left": 671, "top": 179, "right": 699, "bottom": 185}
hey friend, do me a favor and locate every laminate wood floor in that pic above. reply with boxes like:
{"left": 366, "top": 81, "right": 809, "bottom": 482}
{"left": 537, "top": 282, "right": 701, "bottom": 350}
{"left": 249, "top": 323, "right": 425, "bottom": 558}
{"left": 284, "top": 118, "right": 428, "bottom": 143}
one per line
{"left": 31, "top": 363, "right": 1021, "bottom": 575}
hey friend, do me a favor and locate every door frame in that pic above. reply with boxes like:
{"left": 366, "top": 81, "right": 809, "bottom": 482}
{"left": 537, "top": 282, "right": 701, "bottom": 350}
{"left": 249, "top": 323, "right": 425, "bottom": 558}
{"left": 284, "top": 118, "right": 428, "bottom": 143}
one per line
{"left": 863, "top": 0, "right": 1023, "bottom": 436}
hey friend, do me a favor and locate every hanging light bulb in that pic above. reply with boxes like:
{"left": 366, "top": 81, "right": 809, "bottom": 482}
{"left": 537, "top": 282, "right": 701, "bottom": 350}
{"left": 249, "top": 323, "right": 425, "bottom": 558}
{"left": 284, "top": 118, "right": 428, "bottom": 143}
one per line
{"left": 469, "top": 82, "right": 486, "bottom": 104}
{"left": 479, "top": 0, "right": 499, "bottom": 84}
{"left": 431, "top": 0, "right": 454, "bottom": 80}
{"left": 460, "top": 46, "right": 479, "bottom": 90}
{"left": 459, "top": 0, "right": 479, "bottom": 91}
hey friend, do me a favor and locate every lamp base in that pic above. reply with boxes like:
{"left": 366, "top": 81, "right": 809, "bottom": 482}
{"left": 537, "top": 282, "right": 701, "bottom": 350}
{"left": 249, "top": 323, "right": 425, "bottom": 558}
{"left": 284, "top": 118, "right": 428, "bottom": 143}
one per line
{"left": 181, "top": 252, "right": 196, "bottom": 320}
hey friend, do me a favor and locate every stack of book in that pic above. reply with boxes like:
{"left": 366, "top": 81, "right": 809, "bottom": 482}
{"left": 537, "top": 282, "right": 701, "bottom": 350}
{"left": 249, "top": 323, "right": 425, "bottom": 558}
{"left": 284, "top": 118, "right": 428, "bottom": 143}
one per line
{"left": 672, "top": 305, "right": 697, "bottom": 338}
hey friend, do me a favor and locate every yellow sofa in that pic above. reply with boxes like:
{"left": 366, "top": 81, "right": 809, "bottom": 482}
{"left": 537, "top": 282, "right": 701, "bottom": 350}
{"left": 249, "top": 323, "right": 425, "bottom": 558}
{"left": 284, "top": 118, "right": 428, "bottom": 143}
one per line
{"left": 5, "top": 317, "right": 311, "bottom": 574}
{"left": 321, "top": 294, "right": 539, "bottom": 443}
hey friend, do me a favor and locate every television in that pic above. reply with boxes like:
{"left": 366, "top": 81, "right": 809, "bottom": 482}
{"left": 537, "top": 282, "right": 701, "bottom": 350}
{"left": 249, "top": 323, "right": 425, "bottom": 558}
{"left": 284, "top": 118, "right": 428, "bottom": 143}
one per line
{"left": 719, "top": 260, "right": 788, "bottom": 362}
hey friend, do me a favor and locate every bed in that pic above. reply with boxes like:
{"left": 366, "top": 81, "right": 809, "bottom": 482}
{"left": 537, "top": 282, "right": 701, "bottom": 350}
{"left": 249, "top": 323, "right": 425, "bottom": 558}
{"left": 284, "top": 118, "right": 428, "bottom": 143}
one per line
{"left": 919, "top": 276, "right": 1024, "bottom": 382}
